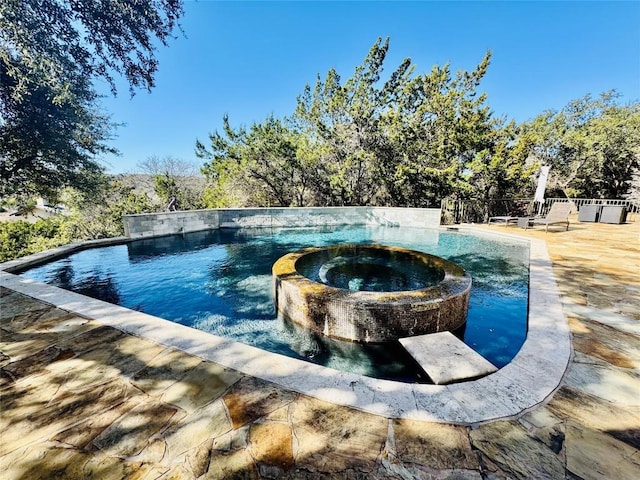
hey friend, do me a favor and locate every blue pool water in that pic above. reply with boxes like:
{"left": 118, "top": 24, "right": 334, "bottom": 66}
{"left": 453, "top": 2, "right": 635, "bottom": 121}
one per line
{"left": 296, "top": 245, "right": 446, "bottom": 292}
{"left": 18, "top": 226, "right": 529, "bottom": 382}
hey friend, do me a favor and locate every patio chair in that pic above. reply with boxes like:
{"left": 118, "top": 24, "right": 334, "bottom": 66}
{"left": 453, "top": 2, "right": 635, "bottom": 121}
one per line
{"left": 526, "top": 202, "right": 572, "bottom": 232}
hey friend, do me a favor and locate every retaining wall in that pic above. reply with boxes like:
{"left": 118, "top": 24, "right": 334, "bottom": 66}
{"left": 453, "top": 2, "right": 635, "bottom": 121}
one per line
{"left": 123, "top": 207, "right": 442, "bottom": 238}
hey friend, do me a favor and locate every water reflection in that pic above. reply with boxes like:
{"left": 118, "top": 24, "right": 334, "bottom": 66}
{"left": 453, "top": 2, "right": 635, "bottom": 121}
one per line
{"left": 18, "top": 225, "right": 529, "bottom": 379}
{"left": 37, "top": 259, "right": 121, "bottom": 304}
{"left": 280, "top": 316, "right": 428, "bottom": 382}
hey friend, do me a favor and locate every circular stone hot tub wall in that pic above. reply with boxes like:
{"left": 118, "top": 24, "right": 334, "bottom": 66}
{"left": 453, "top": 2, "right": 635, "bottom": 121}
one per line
{"left": 272, "top": 244, "right": 471, "bottom": 343}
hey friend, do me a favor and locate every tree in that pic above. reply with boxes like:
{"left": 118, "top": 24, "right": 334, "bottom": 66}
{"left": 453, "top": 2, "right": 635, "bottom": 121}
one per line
{"left": 0, "top": 57, "right": 115, "bottom": 198}
{"left": 580, "top": 101, "right": 640, "bottom": 198}
{"left": 198, "top": 38, "right": 525, "bottom": 209}
{"left": 293, "top": 38, "right": 415, "bottom": 206}
{"left": 0, "top": 0, "right": 184, "bottom": 100}
{"left": 235, "top": 117, "right": 311, "bottom": 207}
{"left": 197, "top": 115, "right": 311, "bottom": 207}
{"left": 0, "top": 216, "right": 71, "bottom": 262}
{"left": 380, "top": 51, "right": 496, "bottom": 207}
{"left": 196, "top": 118, "right": 248, "bottom": 208}
{"left": 293, "top": 38, "right": 498, "bottom": 207}
{"left": 0, "top": 0, "right": 184, "bottom": 198}
{"left": 520, "top": 92, "right": 640, "bottom": 198}
{"left": 464, "top": 121, "right": 537, "bottom": 218}
{"left": 137, "top": 155, "right": 206, "bottom": 210}
{"left": 60, "top": 176, "right": 154, "bottom": 239}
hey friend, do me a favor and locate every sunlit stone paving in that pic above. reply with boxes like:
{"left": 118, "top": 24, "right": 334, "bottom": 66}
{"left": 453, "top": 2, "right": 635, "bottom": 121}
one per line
{"left": 1, "top": 218, "right": 639, "bottom": 479}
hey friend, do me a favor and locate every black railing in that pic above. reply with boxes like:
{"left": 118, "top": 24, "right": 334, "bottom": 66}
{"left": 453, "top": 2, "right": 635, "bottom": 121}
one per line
{"left": 441, "top": 197, "right": 639, "bottom": 224}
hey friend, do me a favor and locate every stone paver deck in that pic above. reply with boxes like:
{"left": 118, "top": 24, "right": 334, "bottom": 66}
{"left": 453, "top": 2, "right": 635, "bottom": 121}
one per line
{"left": 1, "top": 218, "right": 639, "bottom": 479}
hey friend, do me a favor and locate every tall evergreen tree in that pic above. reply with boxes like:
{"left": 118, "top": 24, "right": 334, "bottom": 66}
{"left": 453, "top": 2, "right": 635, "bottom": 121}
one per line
{"left": 293, "top": 37, "right": 497, "bottom": 207}
{"left": 198, "top": 38, "right": 567, "bottom": 210}
{"left": 197, "top": 115, "right": 310, "bottom": 207}
{"left": 293, "top": 38, "right": 415, "bottom": 206}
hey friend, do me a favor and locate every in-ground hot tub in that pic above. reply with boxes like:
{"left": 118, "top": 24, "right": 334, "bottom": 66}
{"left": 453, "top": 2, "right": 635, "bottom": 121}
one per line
{"left": 272, "top": 244, "right": 472, "bottom": 342}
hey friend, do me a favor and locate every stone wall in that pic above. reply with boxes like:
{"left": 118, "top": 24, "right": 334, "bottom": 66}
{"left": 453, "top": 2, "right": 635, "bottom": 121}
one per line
{"left": 123, "top": 207, "right": 442, "bottom": 238}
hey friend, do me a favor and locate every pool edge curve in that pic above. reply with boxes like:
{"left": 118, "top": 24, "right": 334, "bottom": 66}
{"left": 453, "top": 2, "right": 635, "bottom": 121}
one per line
{"left": 0, "top": 226, "right": 571, "bottom": 425}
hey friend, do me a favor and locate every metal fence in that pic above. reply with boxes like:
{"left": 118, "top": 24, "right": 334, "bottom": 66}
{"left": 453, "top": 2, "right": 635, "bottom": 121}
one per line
{"left": 441, "top": 197, "right": 639, "bottom": 225}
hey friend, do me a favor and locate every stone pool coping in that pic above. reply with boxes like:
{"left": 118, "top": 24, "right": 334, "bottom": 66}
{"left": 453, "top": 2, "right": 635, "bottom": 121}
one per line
{"left": 0, "top": 226, "right": 571, "bottom": 424}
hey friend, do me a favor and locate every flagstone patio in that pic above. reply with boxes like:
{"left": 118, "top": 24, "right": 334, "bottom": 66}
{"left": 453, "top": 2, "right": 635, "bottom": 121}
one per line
{"left": 1, "top": 218, "right": 639, "bottom": 479}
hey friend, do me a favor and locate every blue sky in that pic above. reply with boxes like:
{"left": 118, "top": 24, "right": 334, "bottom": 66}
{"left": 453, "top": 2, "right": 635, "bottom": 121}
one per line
{"left": 97, "top": 0, "right": 640, "bottom": 174}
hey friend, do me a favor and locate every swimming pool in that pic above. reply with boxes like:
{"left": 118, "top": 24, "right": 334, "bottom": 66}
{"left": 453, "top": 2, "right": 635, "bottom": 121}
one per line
{"left": 18, "top": 225, "right": 529, "bottom": 382}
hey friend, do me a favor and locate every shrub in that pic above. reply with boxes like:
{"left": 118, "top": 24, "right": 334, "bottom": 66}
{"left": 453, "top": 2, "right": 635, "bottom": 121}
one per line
{"left": 0, "top": 217, "right": 72, "bottom": 262}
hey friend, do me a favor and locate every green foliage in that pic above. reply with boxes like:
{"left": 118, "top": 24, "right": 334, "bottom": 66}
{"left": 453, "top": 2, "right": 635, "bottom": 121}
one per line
{"left": 137, "top": 155, "right": 206, "bottom": 210}
{"left": 0, "top": 217, "right": 71, "bottom": 262}
{"left": 197, "top": 40, "right": 639, "bottom": 208}
{"left": 61, "top": 177, "right": 155, "bottom": 239}
{"left": 378, "top": 50, "right": 498, "bottom": 207}
{"left": 464, "top": 121, "right": 538, "bottom": 202}
{"left": 197, "top": 115, "right": 311, "bottom": 206}
{"left": 0, "top": 0, "right": 184, "bottom": 198}
{"left": 0, "top": 57, "right": 114, "bottom": 198}
{"left": 155, "top": 174, "right": 180, "bottom": 209}
{"left": 241, "top": 117, "right": 311, "bottom": 206}
{"left": 0, "top": 178, "right": 154, "bottom": 261}
{"left": 293, "top": 38, "right": 404, "bottom": 205}
{"left": 0, "top": 0, "right": 184, "bottom": 101}
{"left": 0, "top": 175, "right": 159, "bottom": 261}
{"left": 199, "top": 38, "right": 506, "bottom": 208}
{"left": 153, "top": 170, "right": 206, "bottom": 211}
{"left": 198, "top": 125, "right": 243, "bottom": 207}
{"left": 521, "top": 91, "right": 640, "bottom": 198}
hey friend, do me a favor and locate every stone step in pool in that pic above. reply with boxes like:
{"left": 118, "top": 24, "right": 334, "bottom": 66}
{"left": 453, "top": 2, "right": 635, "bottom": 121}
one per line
{"left": 399, "top": 332, "right": 498, "bottom": 385}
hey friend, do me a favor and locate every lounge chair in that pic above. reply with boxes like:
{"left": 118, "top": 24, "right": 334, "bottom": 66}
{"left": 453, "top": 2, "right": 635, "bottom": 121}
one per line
{"left": 488, "top": 215, "right": 519, "bottom": 226}
{"left": 488, "top": 200, "right": 533, "bottom": 227}
{"left": 526, "top": 202, "right": 572, "bottom": 232}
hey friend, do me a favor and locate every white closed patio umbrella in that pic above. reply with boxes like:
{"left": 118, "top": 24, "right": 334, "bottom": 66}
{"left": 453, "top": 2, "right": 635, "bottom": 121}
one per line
{"left": 534, "top": 166, "right": 550, "bottom": 215}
